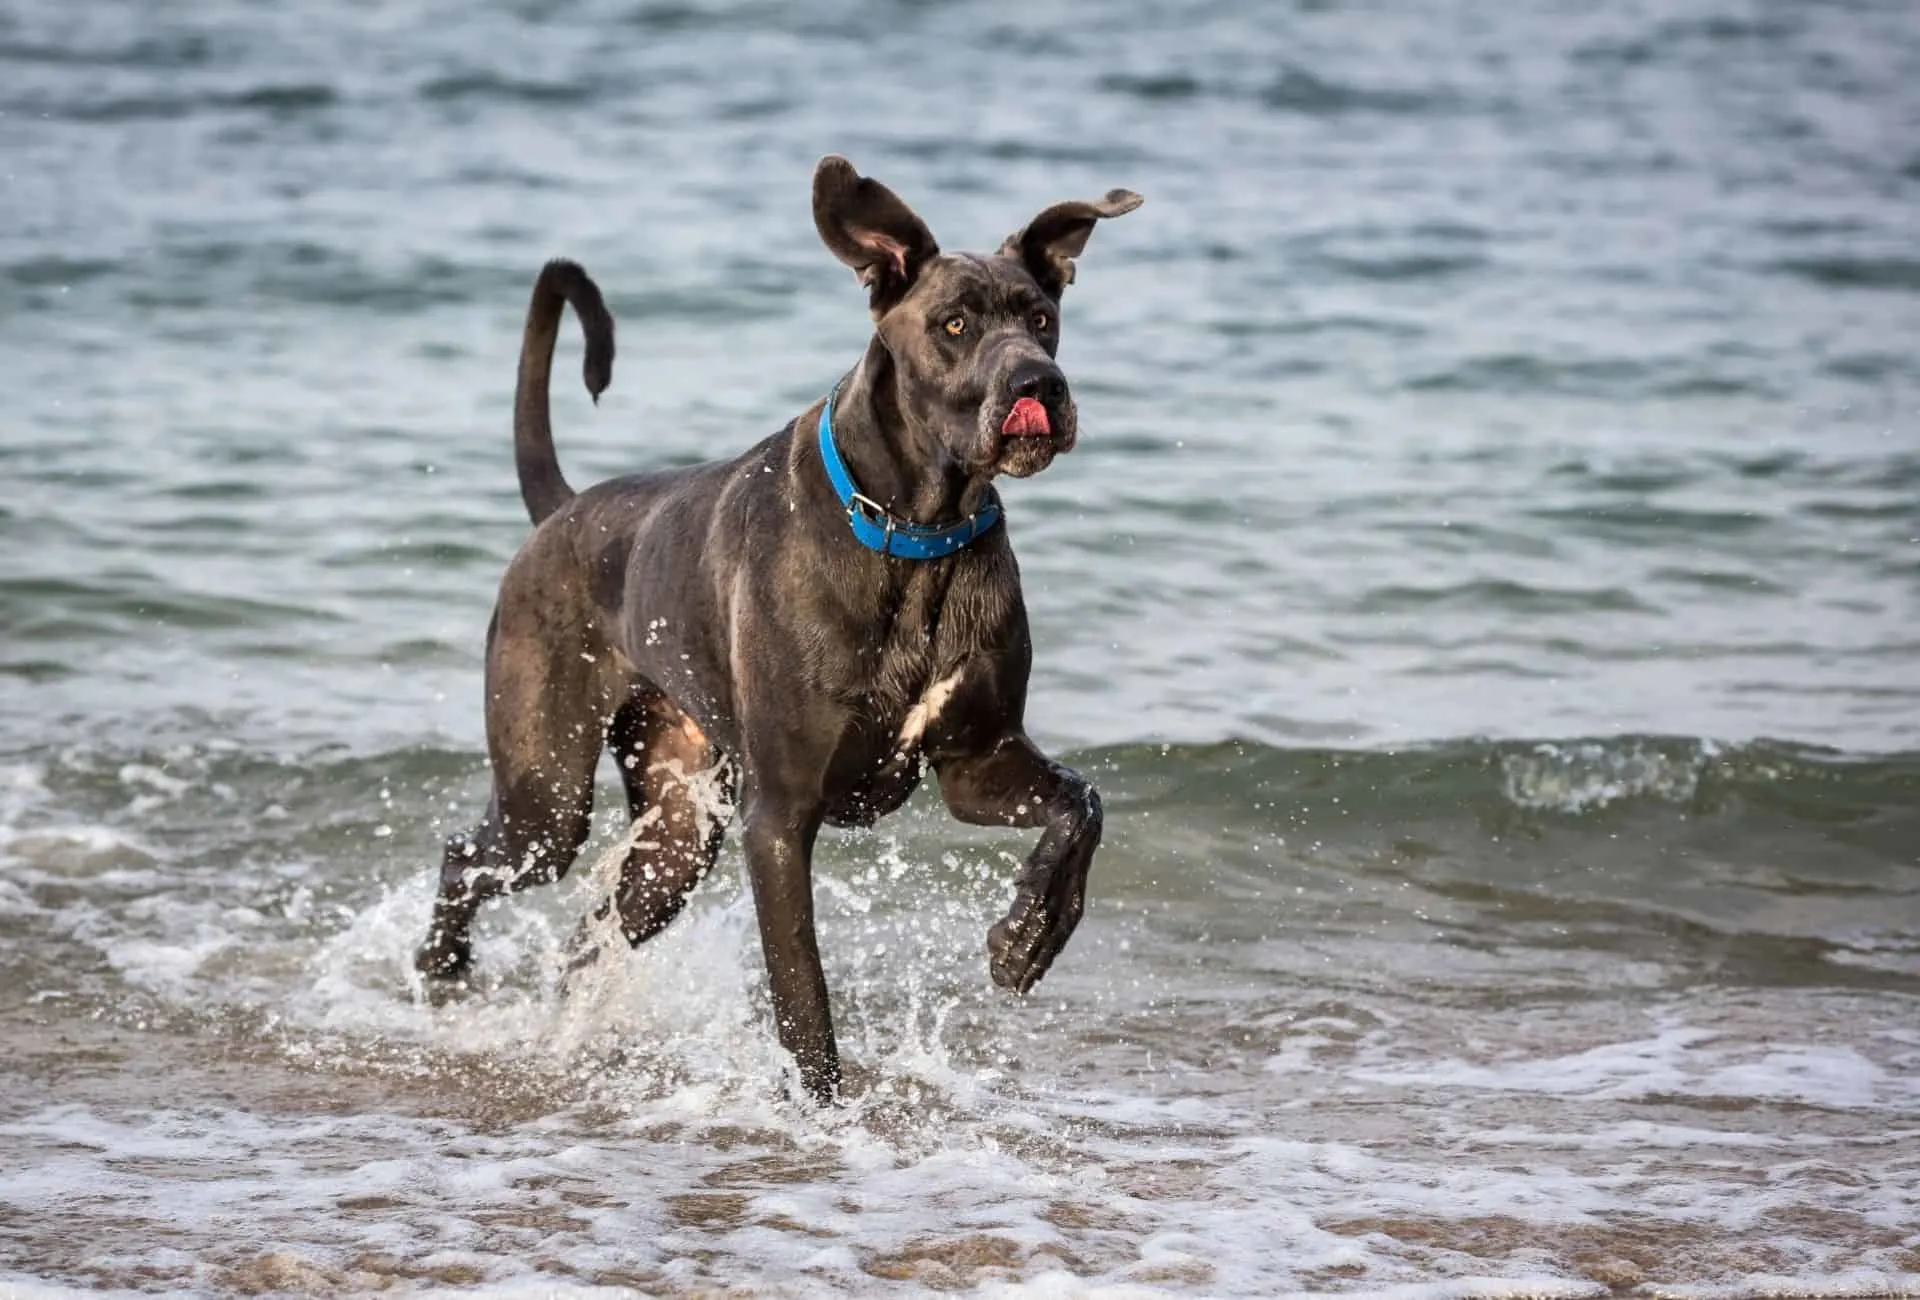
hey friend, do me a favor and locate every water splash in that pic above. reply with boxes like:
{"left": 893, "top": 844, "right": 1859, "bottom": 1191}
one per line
{"left": 1498, "top": 739, "right": 1715, "bottom": 813}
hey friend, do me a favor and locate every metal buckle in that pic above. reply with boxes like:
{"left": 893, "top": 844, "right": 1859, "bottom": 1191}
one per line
{"left": 847, "top": 493, "right": 896, "bottom": 553}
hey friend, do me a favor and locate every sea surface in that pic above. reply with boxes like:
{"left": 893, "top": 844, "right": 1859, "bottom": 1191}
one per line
{"left": 2, "top": 0, "right": 1918, "bottom": 1294}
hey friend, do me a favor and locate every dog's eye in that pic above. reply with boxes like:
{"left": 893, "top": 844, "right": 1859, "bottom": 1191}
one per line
{"left": 1033, "top": 311, "right": 1051, "bottom": 332}
{"left": 944, "top": 315, "right": 966, "bottom": 337}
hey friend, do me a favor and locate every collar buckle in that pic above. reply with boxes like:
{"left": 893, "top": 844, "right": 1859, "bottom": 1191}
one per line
{"left": 846, "top": 491, "right": 888, "bottom": 525}
{"left": 818, "top": 390, "right": 1000, "bottom": 561}
{"left": 846, "top": 492, "right": 894, "bottom": 551}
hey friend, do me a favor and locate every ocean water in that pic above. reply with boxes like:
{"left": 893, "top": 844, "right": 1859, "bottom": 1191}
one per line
{"left": 2, "top": 0, "right": 1918, "bottom": 1294}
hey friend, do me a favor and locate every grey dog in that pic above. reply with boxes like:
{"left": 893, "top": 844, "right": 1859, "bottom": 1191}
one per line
{"left": 414, "top": 156, "right": 1141, "bottom": 1101}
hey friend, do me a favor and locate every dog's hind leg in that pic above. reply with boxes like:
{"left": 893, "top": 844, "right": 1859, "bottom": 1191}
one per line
{"left": 601, "top": 691, "right": 735, "bottom": 947}
{"left": 415, "top": 595, "right": 618, "bottom": 984}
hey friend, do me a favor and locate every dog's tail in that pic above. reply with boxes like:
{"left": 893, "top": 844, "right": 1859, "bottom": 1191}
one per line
{"left": 514, "top": 258, "right": 615, "bottom": 526}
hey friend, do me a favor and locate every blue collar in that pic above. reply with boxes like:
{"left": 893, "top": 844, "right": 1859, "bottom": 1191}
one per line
{"left": 815, "top": 393, "right": 1002, "bottom": 560}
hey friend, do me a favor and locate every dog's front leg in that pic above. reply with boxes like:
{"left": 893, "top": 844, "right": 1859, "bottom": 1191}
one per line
{"left": 741, "top": 799, "right": 840, "bottom": 1103}
{"left": 935, "top": 735, "right": 1104, "bottom": 994}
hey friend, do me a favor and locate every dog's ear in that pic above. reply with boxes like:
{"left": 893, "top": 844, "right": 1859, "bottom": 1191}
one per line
{"left": 1000, "top": 189, "right": 1143, "bottom": 300}
{"left": 813, "top": 156, "right": 941, "bottom": 316}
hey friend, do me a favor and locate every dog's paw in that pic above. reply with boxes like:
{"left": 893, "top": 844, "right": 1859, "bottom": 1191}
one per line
{"left": 987, "top": 888, "right": 1074, "bottom": 994}
{"left": 413, "top": 931, "right": 473, "bottom": 984}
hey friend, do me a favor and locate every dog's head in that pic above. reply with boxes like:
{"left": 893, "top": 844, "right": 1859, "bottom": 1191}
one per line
{"left": 813, "top": 156, "right": 1141, "bottom": 480}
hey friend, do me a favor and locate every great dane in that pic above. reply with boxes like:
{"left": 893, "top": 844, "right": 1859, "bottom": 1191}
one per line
{"left": 415, "top": 156, "right": 1141, "bottom": 1101}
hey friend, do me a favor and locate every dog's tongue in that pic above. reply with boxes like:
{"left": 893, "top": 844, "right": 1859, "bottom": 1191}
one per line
{"left": 1001, "top": 397, "right": 1051, "bottom": 438}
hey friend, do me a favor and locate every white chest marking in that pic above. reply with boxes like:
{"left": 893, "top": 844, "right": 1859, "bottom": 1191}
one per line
{"left": 896, "top": 670, "right": 963, "bottom": 752}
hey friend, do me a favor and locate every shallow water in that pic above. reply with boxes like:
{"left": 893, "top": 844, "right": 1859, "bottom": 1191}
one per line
{"left": 3, "top": 0, "right": 1918, "bottom": 1294}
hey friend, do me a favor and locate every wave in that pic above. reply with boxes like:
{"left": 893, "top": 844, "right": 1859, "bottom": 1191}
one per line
{"left": 1091, "top": 734, "right": 1918, "bottom": 827}
{"left": 1094, "top": 65, "right": 1463, "bottom": 117}
{"left": 15, "top": 83, "right": 339, "bottom": 123}
{"left": 1403, "top": 352, "right": 1778, "bottom": 400}
{"left": 1770, "top": 256, "right": 1920, "bottom": 293}
{"left": 416, "top": 72, "right": 598, "bottom": 106}
{"left": 7, "top": 732, "right": 1914, "bottom": 860}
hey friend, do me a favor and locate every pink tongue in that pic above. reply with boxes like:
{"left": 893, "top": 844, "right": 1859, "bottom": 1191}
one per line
{"left": 1002, "top": 397, "right": 1051, "bottom": 437}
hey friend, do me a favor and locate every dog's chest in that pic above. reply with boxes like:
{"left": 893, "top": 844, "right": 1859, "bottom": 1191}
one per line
{"left": 822, "top": 556, "right": 1017, "bottom": 827}
{"left": 823, "top": 665, "right": 965, "bottom": 828}
{"left": 848, "top": 565, "right": 972, "bottom": 717}
{"left": 893, "top": 668, "right": 962, "bottom": 751}
{"left": 868, "top": 650, "right": 967, "bottom": 752}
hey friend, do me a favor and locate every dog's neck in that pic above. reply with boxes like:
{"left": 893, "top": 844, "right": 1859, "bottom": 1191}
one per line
{"left": 828, "top": 337, "right": 995, "bottom": 528}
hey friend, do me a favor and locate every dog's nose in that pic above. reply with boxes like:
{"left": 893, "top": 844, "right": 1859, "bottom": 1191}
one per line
{"left": 1008, "top": 361, "right": 1067, "bottom": 405}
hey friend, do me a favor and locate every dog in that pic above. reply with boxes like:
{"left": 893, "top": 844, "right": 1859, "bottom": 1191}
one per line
{"left": 414, "top": 156, "right": 1141, "bottom": 1102}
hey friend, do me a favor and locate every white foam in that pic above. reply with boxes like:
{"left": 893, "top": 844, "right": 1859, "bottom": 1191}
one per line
{"left": 0, "top": 762, "right": 50, "bottom": 818}
{"left": 0, "top": 1278, "right": 143, "bottom": 1300}
{"left": 1351, "top": 1022, "right": 1914, "bottom": 1110}
{"left": 1643, "top": 1274, "right": 1920, "bottom": 1300}
{"left": 0, "top": 824, "right": 158, "bottom": 880}
{"left": 1284, "top": 1283, "right": 1608, "bottom": 1300}
{"left": 1353, "top": 1023, "right": 1711, "bottom": 1098}
{"left": 1701, "top": 1047, "right": 1887, "bottom": 1109}
{"left": 1465, "top": 1120, "right": 1803, "bottom": 1150}
{"left": 1499, "top": 740, "right": 1712, "bottom": 813}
